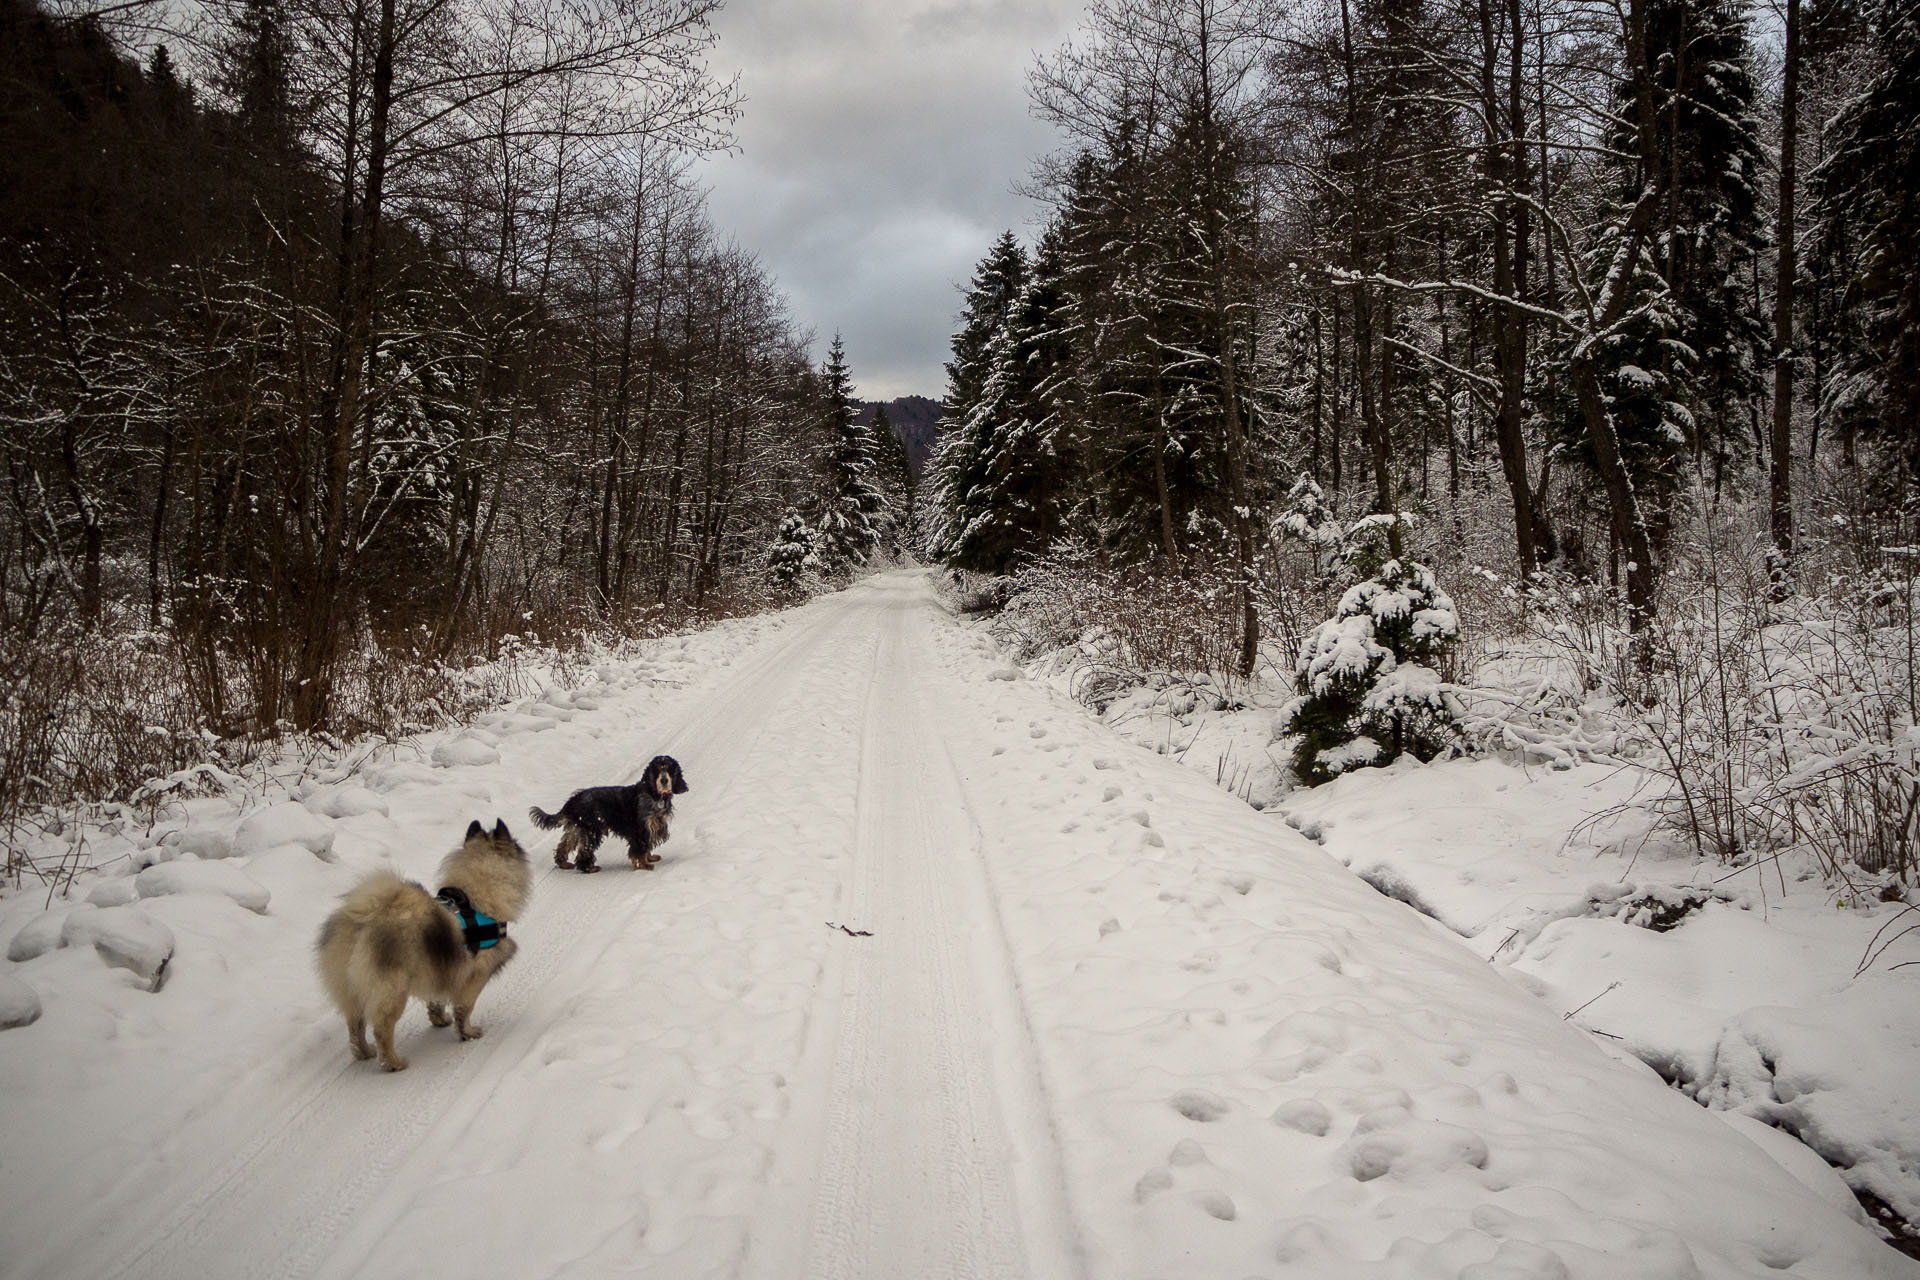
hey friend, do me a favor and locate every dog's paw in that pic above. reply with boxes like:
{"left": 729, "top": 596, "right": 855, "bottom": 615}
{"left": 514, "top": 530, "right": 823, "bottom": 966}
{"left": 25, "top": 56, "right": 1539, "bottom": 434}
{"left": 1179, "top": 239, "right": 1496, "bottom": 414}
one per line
{"left": 349, "top": 1041, "right": 375, "bottom": 1061}
{"left": 460, "top": 1025, "right": 484, "bottom": 1041}
{"left": 553, "top": 851, "right": 573, "bottom": 868}
{"left": 578, "top": 863, "right": 600, "bottom": 874}
{"left": 381, "top": 1056, "right": 409, "bottom": 1072}
{"left": 426, "top": 1003, "right": 451, "bottom": 1027}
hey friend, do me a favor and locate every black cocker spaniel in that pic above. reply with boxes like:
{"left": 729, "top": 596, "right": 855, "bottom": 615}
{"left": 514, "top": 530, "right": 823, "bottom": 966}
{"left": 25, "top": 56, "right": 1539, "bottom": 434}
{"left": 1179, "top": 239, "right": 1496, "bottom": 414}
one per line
{"left": 530, "top": 754, "right": 687, "bottom": 873}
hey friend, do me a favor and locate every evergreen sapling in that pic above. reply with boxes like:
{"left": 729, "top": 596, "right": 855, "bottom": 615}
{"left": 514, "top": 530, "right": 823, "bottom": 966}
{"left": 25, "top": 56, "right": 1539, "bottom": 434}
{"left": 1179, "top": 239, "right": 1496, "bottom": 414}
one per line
{"left": 1278, "top": 512, "right": 1463, "bottom": 785}
{"left": 767, "top": 512, "right": 821, "bottom": 587}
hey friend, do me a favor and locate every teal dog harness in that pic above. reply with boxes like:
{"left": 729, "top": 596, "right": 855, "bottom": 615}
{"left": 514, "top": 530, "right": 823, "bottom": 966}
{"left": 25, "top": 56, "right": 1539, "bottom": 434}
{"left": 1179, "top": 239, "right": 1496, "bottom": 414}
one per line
{"left": 436, "top": 887, "right": 506, "bottom": 953}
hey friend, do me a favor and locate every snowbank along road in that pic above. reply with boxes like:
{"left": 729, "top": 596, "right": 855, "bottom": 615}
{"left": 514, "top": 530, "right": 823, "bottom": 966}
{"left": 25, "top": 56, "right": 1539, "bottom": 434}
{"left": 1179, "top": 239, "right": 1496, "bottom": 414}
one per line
{"left": 2, "top": 571, "right": 1913, "bottom": 1279}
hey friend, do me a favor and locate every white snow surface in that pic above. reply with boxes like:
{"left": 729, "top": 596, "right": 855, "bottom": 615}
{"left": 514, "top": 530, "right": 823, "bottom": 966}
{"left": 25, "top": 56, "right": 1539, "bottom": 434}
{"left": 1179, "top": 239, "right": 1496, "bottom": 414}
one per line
{"left": 0, "top": 971, "right": 40, "bottom": 1028}
{"left": 1, "top": 571, "right": 1913, "bottom": 1279}
{"left": 1276, "top": 754, "right": 1920, "bottom": 1242}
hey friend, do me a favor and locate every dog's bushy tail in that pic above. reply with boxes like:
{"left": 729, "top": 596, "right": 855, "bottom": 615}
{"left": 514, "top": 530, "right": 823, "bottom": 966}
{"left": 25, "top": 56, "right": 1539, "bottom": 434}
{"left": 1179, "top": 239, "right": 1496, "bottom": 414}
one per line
{"left": 316, "top": 871, "right": 465, "bottom": 1002}
{"left": 527, "top": 805, "right": 564, "bottom": 831}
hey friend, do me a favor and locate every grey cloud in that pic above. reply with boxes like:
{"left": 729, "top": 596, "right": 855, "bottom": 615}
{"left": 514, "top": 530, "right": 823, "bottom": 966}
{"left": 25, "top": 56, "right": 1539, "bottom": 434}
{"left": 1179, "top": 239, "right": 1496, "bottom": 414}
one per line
{"left": 908, "top": 0, "right": 1081, "bottom": 42}
{"left": 693, "top": 0, "right": 1086, "bottom": 400}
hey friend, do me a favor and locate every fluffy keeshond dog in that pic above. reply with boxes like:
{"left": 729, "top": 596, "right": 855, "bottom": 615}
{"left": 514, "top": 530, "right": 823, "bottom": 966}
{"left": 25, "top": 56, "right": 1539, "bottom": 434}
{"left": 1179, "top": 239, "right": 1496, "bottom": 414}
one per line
{"left": 316, "top": 819, "right": 532, "bottom": 1072}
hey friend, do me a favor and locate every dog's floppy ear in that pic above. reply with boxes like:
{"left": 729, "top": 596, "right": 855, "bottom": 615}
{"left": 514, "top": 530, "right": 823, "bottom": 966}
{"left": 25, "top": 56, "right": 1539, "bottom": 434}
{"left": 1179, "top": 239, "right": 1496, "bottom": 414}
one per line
{"left": 465, "top": 818, "right": 486, "bottom": 841}
{"left": 669, "top": 757, "right": 688, "bottom": 794}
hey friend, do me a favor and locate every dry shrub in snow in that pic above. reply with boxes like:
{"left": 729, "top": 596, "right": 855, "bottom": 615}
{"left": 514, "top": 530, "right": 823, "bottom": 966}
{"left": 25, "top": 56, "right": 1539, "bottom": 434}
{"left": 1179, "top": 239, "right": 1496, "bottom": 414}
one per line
{"left": 987, "top": 540, "right": 1252, "bottom": 706}
{"left": 1, "top": 623, "right": 218, "bottom": 883}
{"left": 937, "top": 569, "right": 1012, "bottom": 616}
{"left": 0, "top": 589, "right": 771, "bottom": 887}
{"left": 1511, "top": 527, "right": 1919, "bottom": 889}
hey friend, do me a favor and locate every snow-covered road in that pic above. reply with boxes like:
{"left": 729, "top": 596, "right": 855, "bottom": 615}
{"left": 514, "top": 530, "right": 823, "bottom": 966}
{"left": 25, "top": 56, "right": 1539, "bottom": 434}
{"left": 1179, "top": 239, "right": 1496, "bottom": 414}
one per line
{"left": 3, "top": 572, "right": 1913, "bottom": 1279}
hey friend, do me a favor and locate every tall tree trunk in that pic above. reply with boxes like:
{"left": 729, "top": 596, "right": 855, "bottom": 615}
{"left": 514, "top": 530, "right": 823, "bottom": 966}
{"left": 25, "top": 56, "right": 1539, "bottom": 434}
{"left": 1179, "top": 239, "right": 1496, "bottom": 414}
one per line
{"left": 1330, "top": 296, "right": 1344, "bottom": 493}
{"left": 1575, "top": 183, "right": 1668, "bottom": 658}
{"left": 599, "top": 166, "right": 648, "bottom": 612}
{"left": 1479, "top": 0, "right": 1538, "bottom": 578}
{"left": 1192, "top": 5, "right": 1257, "bottom": 679}
{"left": 1310, "top": 306, "right": 1325, "bottom": 480}
{"left": 1353, "top": 286, "right": 1393, "bottom": 515}
{"left": 301, "top": 0, "right": 398, "bottom": 727}
{"left": 1770, "top": 0, "right": 1800, "bottom": 594}
{"left": 148, "top": 407, "right": 176, "bottom": 629}
{"left": 1152, "top": 370, "right": 1179, "bottom": 569}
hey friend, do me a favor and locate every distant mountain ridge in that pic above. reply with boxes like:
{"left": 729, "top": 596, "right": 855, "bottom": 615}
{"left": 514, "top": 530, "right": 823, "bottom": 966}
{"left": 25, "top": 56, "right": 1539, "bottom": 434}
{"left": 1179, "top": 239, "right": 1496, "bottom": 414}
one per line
{"left": 856, "top": 395, "right": 944, "bottom": 476}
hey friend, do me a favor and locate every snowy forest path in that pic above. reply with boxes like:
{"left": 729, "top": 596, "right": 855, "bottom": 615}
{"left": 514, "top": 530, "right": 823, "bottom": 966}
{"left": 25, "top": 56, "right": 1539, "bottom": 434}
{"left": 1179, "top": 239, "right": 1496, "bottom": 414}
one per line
{"left": 741, "top": 576, "right": 1082, "bottom": 1280}
{"left": 12, "top": 573, "right": 1084, "bottom": 1280}
{"left": 10, "top": 589, "right": 851, "bottom": 1280}
{"left": 8, "top": 572, "right": 1916, "bottom": 1280}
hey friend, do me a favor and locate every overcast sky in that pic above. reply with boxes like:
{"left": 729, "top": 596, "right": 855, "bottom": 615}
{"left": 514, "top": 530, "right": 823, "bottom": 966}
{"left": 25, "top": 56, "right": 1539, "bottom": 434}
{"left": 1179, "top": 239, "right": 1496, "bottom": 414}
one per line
{"left": 692, "top": 0, "right": 1088, "bottom": 403}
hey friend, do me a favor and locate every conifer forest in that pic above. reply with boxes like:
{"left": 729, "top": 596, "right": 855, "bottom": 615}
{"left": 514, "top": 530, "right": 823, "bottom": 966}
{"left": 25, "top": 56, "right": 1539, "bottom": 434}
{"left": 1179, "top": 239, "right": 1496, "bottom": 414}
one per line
{"left": 4, "top": 0, "right": 1919, "bottom": 890}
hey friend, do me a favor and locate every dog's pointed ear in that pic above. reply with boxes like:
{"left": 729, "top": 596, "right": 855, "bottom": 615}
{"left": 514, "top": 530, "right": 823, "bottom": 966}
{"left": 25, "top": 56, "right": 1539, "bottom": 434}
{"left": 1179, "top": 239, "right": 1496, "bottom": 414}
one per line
{"left": 465, "top": 819, "right": 486, "bottom": 840}
{"left": 671, "top": 759, "right": 688, "bottom": 794}
{"left": 492, "top": 818, "right": 511, "bottom": 840}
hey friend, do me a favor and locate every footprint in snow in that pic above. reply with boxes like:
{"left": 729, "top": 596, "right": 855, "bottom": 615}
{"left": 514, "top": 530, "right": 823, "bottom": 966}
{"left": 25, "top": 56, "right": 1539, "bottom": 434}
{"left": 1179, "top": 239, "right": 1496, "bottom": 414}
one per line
{"left": 1028, "top": 726, "right": 1047, "bottom": 738}
{"left": 1271, "top": 1098, "right": 1333, "bottom": 1136}
{"left": 1354, "top": 1102, "right": 1413, "bottom": 1133}
{"left": 1133, "top": 1167, "right": 1173, "bottom": 1202}
{"left": 1169, "top": 1138, "right": 1208, "bottom": 1166}
{"left": 1342, "top": 1122, "right": 1490, "bottom": 1182}
{"left": 1170, "top": 1089, "right": 1231, "bottom": 1122}
{"left": 1102, "top": 785, "right": 1123, "bottom": 802}
{"left": 1192, "top": 1190, "right": 1236, "bottom": 1221}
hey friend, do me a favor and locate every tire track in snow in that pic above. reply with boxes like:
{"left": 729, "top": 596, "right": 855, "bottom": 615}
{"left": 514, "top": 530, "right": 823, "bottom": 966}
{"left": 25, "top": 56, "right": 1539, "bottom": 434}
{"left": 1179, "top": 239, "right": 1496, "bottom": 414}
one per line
{"left": 52, "top": 600, "right": 855, "bottom": 1280}
{"left": 745, "top": 578, "right": 1082, "bottom": 1280}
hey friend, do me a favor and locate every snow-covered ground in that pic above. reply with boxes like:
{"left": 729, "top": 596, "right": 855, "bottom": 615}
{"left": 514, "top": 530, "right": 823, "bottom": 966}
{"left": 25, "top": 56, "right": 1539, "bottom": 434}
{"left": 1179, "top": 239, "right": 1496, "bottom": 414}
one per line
{"left": 1055, "top": 634, "right": 1920, "bottom": 1266}
{"left": 2, "top": 570, "right": 1914, "bottom": 1279}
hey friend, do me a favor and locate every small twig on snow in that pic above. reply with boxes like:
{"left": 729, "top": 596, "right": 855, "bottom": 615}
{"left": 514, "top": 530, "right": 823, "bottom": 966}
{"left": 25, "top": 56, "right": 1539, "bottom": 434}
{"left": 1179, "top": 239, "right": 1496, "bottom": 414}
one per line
{"left": 1564, "top": 980, "right": 1622, "bottom": 1020}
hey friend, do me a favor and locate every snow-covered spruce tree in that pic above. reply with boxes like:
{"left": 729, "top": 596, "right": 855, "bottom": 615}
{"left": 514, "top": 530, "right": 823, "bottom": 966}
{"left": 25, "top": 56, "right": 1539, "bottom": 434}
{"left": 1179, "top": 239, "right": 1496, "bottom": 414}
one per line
{"left": 934, "top": 225, "right": 1077, "bottom": 575}
{"left": 1279, "top": 516, "right": 1461, "bottom": 786}
{"left": 972, "top": 228, "right": 1077, "bottom": 572}
{"left": 925, "top": 233, "right": 1028, "bottom": 562}
{"left": 869, "top": 403, "right": 917, "bottom": 552}
{"left": 1642, "top": 0, "right": 1768, "bottom": 481}
{"left": 945, "top": 231, "right": 1028, "bottom": 431}
{"left": 1812, "top": 0, "right": 1920, "bottom": 488}
{"left": 1543, "top": 0, "right": 1766, "bottom": 547}
{"left": 1272, "top": 473, "right": 1347, "bottom": 577}
{"left": 766, "top": 511, "right": 820, "bottom": 587}
{"left": 815, "top": 336, "right": 886, "bottom": 570}
{"left": 1538, "top": 233, "right": 1696, "bottom": 551}
{"left": 1056, "top": 139, "right": 1232, "bottom": 572}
